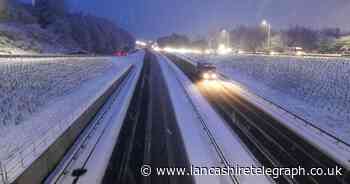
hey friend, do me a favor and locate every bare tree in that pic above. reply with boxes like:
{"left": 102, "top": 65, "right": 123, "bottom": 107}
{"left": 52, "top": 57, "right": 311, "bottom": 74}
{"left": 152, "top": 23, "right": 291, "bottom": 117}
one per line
{"left": 35, "top": 0, "right": 66, "bottom": 26}
{"left": 157, "top": 33, "right": 190, "bottom": 48}
{"left": 230, "top": 26, "right": 265, "bottom": 51}
{"left": 282, "top": 26, "right": 319, "bottom": 51}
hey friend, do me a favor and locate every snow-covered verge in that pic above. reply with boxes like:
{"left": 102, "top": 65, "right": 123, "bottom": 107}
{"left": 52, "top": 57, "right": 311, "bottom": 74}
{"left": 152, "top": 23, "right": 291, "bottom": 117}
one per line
{"left": 76, "top": 53, "right": 144, "bottom": 184}
{"left": 186, "top": 54, "right": 350, "bottom": 144}
{"left": 0, "top": 55, "right": 136, "bottom": 161}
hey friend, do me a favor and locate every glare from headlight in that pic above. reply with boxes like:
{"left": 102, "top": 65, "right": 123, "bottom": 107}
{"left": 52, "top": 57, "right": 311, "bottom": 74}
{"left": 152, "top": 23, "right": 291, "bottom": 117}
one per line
{"left": 211, "top": 73, "right": 217, "bottom": 79}
{"left": 203, "top": 73, "right": 210, "bottom": 79}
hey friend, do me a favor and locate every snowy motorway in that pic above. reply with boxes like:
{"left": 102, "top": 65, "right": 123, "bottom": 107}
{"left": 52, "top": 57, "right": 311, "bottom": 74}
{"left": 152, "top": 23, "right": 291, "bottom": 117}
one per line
{"left": 167, "top": 54, "right": 350, "bottom": 184}
{"left": 31, "top": 51, "right": 272, "bottom": 184}
{"left": 186, "top": 54, "right": 350, "bottom": 143}
{"left": 1, "top": 50, "right": 350, "bottom": 184}
{"left": 158, "top": 54, "right": 272, "bottom": 184}
{"left": 100, "top": 52, "right": 271, "bottom": 184}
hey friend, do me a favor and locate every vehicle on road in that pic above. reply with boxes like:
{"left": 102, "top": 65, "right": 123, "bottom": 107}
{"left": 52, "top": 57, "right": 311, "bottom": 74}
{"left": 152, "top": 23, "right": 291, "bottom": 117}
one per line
{"left": 113, "top": 50, "right": 128, "bottom": 57}
{"left": 196, "top": 62, "right": 218, "bottom": 80}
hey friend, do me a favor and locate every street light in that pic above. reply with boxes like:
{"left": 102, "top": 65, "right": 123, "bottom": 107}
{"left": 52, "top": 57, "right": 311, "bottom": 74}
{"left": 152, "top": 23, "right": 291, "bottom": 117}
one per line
{"left": 220, "top": 29, "right": 229, "bottom": 49}
{"left": 261, "top": 20, "right": 271, "bottom": 51}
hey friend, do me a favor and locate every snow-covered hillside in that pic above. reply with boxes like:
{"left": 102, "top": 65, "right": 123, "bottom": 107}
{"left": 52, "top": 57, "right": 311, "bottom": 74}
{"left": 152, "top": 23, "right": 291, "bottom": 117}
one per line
{"left": 188, "top": 54, "right": 350, "bottom": 143}
{"left": 0, "top": 56, "right": 132, "bottom": 160}
{"left": 0, "top": 23, "right": 76, "bottom": 54}
{"left": 0, "top": 1, "right": 135, "bottom": 55}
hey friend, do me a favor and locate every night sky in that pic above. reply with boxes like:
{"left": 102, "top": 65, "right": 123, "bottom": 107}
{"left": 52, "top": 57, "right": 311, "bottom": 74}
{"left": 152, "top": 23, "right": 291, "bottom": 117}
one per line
{"left": 22, "top": 0, "right": 350, "bottom": 39}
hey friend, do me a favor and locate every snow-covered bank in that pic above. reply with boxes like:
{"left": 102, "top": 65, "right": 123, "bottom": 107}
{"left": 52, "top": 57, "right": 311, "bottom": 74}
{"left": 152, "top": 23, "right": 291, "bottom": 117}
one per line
{"left": 0, "top": 23, "right": 75, "bottom": 54}
{"left": 0, "top": 54, "right": 143, "bottom": 161}
{"left": 187, "top": 54, "right": 350, "bottom": 144}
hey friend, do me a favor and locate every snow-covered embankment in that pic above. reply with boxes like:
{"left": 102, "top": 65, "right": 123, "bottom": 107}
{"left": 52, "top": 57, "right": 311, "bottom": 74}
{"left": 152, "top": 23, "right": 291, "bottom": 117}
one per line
{"left": 0, "top": 52, "right": 144, "bottom": 183}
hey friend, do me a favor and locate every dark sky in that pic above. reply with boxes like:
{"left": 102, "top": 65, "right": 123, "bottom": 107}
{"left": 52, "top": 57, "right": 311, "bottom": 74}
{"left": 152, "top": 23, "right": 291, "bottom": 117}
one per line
{"left": 23, "top": 0, "right": 350, "bottom": 39}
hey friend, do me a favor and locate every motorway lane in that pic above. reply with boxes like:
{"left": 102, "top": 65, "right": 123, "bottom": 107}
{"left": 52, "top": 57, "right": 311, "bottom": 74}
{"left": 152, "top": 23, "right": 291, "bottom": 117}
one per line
{"left": 103, "top": 52, "right": 149, "bottom": 184}
{"left": 103, "top": 52, "right": 193, "bottom": 184}
{"left": 198, "top": 81, "right": 295, "bottom": 184}
{"left": 144, "top": 53, "right": 194, "bottom": 184}
{"left": 195, "top": 79, "right": 347, "bottom": 184}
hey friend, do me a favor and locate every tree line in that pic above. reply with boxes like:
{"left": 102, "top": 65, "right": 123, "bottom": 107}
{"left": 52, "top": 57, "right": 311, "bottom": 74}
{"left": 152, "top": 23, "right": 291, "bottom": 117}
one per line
{"left": 157, "top": 26, "right": 349, "bottom": 53}
{"left": 2, "top": 0, "right": 135, "bottom": 54}
{"left": 229, "top": 25, "right": 343, "bottom": 52}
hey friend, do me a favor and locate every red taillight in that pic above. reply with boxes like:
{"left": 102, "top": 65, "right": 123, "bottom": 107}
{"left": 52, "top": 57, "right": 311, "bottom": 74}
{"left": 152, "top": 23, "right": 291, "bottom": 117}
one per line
{"left": 114, "top": 51, "right": 127, "bottom": 56}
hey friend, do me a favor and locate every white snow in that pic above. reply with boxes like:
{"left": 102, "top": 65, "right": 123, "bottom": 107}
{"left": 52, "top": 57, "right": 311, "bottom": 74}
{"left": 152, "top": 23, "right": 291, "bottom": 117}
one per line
{"left": 157, "top": 53, "right": 273, "bottom": 184}
{"left": 0, "top": 52, "right": 144, "bottom": 182}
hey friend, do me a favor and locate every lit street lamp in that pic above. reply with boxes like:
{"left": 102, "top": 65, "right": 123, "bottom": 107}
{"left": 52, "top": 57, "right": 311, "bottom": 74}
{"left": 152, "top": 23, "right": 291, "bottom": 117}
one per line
{"left": 220, "top": 29, "right": 229, "bottom": 49}
{"left": 261, "top": 20, "right": 271, "bottom": 50}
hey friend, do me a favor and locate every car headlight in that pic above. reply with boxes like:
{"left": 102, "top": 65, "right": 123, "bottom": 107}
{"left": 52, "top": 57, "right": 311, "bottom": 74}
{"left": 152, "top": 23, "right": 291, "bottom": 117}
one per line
{"left": 203, "top": 73, "right": 210, "bottom": 79}
{"left": 211, "top": 73, "right": 217, "bottom": 79}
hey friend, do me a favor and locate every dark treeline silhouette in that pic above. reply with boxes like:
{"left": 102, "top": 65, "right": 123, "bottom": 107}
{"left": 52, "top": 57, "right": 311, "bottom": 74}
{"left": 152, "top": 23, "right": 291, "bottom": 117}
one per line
{"left": 229, "top": 25, "right": 345, "bottom": 52}
{"left": 230, "top": 26, "right": 265, "bottom": 52}
{"left": 157, "top": 33, "right": 209, "bottom": 50}
{"left": 157, "top": 26, "right": 348, "bottom": 53}
{"left": 35, "top": 0, "right": 67, "bottom": 27}
{"left": 282, "top": 26, "right": 319, "bottom": 50}
{"left": 35, "top": 0, "right": 135, "bottom": 53}
{"left": 157, "top": 33, "right": 191, "bottom": 48}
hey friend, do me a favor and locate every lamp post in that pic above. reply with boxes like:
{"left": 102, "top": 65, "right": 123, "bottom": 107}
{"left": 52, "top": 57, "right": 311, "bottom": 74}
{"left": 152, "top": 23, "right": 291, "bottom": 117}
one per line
{"left": 220, "top": 29, "right": 230, "bottom": 48}
{"left": 261, "top": 20, "right": 271, "bottom": 51}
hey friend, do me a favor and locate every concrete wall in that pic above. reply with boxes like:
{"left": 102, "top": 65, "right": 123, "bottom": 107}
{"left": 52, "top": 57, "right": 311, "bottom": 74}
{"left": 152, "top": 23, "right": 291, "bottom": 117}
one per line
{"left": 13, "top": 66, "right": 133, "bottom": 184}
